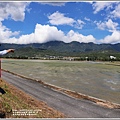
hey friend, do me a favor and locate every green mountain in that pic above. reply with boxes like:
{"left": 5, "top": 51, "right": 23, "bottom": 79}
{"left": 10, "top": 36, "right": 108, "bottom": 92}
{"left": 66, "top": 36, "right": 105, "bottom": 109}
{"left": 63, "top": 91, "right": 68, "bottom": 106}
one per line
{"left": 1, "top": 41, "right": 120, "bottom": 60}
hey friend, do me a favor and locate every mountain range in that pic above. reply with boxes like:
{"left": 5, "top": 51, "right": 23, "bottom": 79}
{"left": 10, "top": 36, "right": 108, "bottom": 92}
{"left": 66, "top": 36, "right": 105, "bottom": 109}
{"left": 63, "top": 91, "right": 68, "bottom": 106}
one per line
{"left": 0, "top": 41, "right": 120, "bottom": 58}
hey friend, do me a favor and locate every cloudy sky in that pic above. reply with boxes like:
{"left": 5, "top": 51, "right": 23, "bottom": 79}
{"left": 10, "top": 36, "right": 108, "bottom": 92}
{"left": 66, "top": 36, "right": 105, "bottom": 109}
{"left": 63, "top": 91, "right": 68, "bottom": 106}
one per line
{"left": 0, "top": 1, "right": 120, "bottom": 44}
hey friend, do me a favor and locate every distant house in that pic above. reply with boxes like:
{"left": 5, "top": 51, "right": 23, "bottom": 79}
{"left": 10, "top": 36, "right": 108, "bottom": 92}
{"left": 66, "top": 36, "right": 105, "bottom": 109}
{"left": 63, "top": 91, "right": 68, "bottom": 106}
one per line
{"left": 85, "top": 57, "right": 88, "bottom": 61}
{"left": 110, "top": 56, "right": 116, "bottom": 59}
{"left": 110, "top": 56, "right": 116, "bottom": 62}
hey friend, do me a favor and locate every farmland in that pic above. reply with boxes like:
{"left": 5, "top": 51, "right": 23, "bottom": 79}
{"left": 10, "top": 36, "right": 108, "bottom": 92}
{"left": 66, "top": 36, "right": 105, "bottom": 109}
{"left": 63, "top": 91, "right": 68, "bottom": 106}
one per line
{"left": 1, "top": 59, "right": 120, "bottom": 104}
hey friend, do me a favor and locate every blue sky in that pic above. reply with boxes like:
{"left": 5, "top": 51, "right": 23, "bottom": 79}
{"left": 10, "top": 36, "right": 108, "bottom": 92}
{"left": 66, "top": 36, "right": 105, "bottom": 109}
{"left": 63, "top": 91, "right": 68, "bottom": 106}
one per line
{"left": 0, "top": 1, "right": 120, "bottom": 44}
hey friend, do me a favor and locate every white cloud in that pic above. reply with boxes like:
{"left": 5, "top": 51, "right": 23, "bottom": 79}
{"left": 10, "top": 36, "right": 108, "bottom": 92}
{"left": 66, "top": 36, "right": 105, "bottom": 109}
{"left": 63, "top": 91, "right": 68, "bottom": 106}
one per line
{"left": 0, "top": 22, "right": 20, "bottom": 42}
{"left": 2, "top": 23, "right": 120, "bottom": 44}
{"left": 65, "top": 30, "right": 96, "bottom": 43}
{"left": 48, "top": 11, "right": 85, "bottom": 29}
{"left": 27, "top": 24, "right": 95, "bottom": 44}
{"left": 0, "top": 2, "right": 29, "bottom": 43}
{"left": 110, "top": 3, "right": 120, "bottom": 19}
{"left": 92, "top": 2, "right": 114, "bottom": 14}
{"left": 84, "top": 17, "right": 91, "bottom": 21}
{"left": 0, "top": 2, "right": 30, "bottom": 21}
{"left": 48, "top": 11, "right": 75, "bottom": 26}
{"left": 95, "top": 19, "right": 119, "bottom": 32}
{"left": 74, "top": 19, "right": 85, "bottom": 29}
{"left": 91, "top": 2, "right": 120, "bottom": 19}
{"left": 0, "top": 2, "right": 120, "bottom": 45}
{"left": 95, "top": 18, "right": 120, "bottom": 44}
{"left": 0, "top": 24, "right": 96, "bottom": 44}
{"left": 99, "top": 30, "right": 120, "bottom": 44}
{"left": 34, "top": 24, "right": 65, "bottom": 43}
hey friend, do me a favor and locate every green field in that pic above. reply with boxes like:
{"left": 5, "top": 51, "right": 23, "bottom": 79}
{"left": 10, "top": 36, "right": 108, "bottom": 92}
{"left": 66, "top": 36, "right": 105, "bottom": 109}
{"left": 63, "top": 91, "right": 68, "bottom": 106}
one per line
{"left": 1, "top": 59, "right": 120, "bottom": 104}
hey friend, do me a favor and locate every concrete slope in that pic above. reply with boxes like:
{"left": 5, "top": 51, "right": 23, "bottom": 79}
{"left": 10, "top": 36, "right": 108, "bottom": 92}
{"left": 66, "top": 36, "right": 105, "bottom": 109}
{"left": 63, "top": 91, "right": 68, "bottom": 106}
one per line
{"left": 2, "top": 71, "right": 120, "bottom": 118}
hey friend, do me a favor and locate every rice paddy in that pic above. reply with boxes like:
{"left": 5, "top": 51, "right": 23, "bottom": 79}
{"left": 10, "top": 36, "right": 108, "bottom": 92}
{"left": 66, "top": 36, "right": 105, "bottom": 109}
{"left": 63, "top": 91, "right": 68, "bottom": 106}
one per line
{"left": 1, "top": 59, "right": 120, "bottom": 104}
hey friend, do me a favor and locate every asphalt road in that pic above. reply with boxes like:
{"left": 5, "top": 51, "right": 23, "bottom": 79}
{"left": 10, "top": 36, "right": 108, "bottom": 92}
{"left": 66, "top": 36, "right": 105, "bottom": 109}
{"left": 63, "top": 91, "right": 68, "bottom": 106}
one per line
{"left": 2, "top": 71, "right": 120, "bottom": 118}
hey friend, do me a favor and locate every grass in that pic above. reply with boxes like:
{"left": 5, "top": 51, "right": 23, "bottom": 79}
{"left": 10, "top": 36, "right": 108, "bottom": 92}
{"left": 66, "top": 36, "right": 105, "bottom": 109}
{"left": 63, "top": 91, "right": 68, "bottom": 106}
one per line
{"left": 1, "top": 59, "right": 120, "bottom": 104}
{"left": 0, "top": 78, "right": 65, "bottom": 118}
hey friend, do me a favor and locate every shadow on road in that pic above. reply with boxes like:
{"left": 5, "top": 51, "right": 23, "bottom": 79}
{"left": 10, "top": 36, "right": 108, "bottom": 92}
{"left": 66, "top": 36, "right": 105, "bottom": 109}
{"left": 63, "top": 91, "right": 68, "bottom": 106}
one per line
{"left": 0, "top": 87, "right": 6, "bottom": 94}
{"left": 0, "top": 112, "right": 6, "bottom": 118}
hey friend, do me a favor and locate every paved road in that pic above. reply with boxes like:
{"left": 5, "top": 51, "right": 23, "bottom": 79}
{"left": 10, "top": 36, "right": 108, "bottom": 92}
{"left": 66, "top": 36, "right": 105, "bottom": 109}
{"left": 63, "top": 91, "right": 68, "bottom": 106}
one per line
{"left": 2, "top": 71, "right": 120, "bottom": 118}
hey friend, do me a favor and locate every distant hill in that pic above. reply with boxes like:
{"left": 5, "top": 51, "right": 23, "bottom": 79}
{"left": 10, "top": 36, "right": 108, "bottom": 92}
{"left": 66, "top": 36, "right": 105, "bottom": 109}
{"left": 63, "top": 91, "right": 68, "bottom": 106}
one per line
{"left": 1, "top": 41, "right": 120, "bottom": 52}
{"left": 0, "top": 41, "right": 120, "bottom": 59}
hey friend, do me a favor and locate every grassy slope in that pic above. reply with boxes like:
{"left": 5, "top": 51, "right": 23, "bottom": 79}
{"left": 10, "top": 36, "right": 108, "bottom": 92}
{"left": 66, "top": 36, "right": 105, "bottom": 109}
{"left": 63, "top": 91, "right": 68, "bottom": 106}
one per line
{"left": 0, "top": 78, "right": 65, "bottom": 118}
